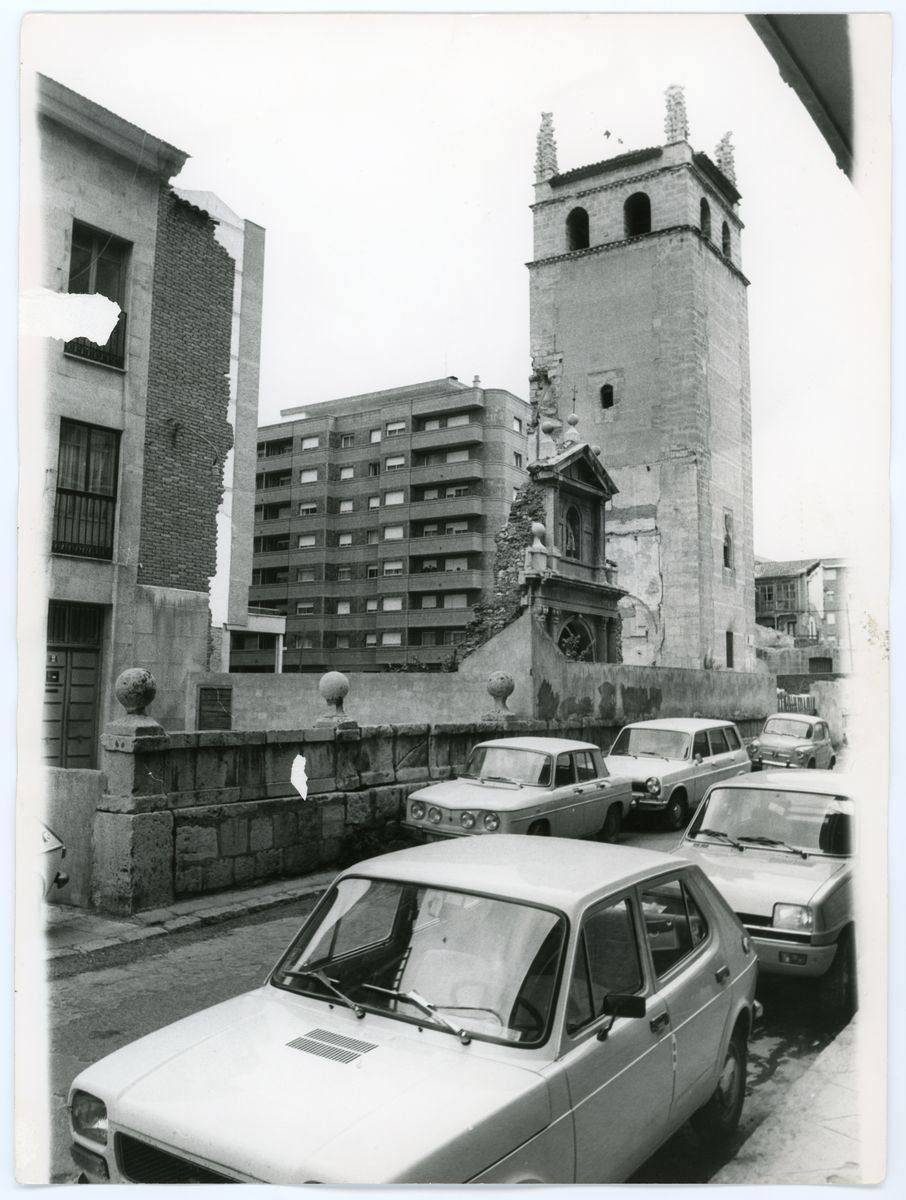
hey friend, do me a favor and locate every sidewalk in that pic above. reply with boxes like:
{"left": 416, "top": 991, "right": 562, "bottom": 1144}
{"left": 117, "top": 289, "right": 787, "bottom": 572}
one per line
{"left": 44, "top": 870, "right": 335, "bottom": 978}
{"left": 713, "top": 1019, "right": 864, "bottom": 1185}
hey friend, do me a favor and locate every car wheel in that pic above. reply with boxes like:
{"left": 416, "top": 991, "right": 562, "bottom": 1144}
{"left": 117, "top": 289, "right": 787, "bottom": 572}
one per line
{"left": 807, "top": 759, "right": 816, "bottom": 769}
{"left": 691, "top": 1032, "right": 747, "bottom": 1144}
{"left": 527, "top": 820, "right": 549, "bottom": 837}
{"left": 599, "top": 804, "right": 622, "bottom": 843}
{"left": 819, "top": 927, "right": 856, "bottom": 1020}
{"left": 663, "top": 791, "right": 688, "bottom": 831}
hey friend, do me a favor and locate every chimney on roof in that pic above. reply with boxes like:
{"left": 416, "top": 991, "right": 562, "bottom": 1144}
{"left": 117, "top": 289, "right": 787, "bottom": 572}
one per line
{"left": 472, "top": 375, "right": 481, "bottom": 387}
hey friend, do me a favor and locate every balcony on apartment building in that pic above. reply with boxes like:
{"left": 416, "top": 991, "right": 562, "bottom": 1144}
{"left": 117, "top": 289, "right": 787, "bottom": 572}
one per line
{"left": 409, "top": 460, "right": 484, "bottom": 487}
{"left": 410, "top": 423, "right": 485, "bottom": 452}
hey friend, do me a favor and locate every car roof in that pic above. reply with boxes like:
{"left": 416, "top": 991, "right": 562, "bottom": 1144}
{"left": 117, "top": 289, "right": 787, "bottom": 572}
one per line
{"left": 765, "top": 712, "right": 822, "bottom": 724}
{"left": 474, "top": 736, "right": 598, "bottom": 755}
{"left": 347, "top": 835, "right": 684, "bottom": 915}
{"left": 618, "top": 718, "right": 735, "bottom": 733}
{"left": 711, "top": 770, "right": 853, "bottom": 798}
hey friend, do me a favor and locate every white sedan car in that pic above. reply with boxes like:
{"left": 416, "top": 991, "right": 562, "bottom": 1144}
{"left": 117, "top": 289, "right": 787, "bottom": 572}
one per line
{"left": 68, "top": 837, "right": 758, "bottom": 1185}
{"left": 605, "top": 718, "right": 751, "bottom": 831}
{"left": 404, "top": 736, "right": 632, "bottom": 842}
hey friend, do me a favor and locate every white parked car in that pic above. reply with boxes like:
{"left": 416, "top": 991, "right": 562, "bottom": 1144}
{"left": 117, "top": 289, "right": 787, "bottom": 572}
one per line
{"left": 677, "top": 770, "right": 855, "bottom": 1016}
{"left": 68, "top": 837, "right": 758, "bottom": 1185}
{"left": 404, "top": 737, "right": 633, "bottom": 843}
{"left": 747, "top": 713, "right": 836, "bottom": 771}
{"left": 605, "top": 719, "right": 751, "bottom": 831}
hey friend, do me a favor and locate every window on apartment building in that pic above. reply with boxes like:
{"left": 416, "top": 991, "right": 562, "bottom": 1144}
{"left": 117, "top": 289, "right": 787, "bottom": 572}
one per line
{"left": 366, "top": 633, "right": 378, "bottom": 646}
{"left": 826, "top": 612, "right": 837, "bottom": 626}
{"left": 337, "top": 566, "right": 352, "bottom": 581}
{"left": 296, "top": 601, "right": 315, "bottom": 615}
{"left": 297, "top": 567, "right": 316, "bottom": 583}
{"left": 300, "top": 468, "right": 318, "bottom": 484}
{"left": 297, "top": 535, "right": 315, "bottom": 549}
{"left": 383, "top": 561, "right": 403, "bottom": 576}
{"left": 291, "top": 634, "right": 316, "bottom": 650}
{"left": 366, "top": 565, "right": 379, "bottom": 579}
{"left": 370, "top": 429, "right": 382, "bottom": 444}
{"left": 386, "top": 456, "right": 406, "bottom": 472}
{"left": 725, "top": 630, "right": 735, "bottom": 669}
{"left": 340, "top": 466, "right": 354, "bottom": 480}
{"left": 262, "top": 503, "right": 290, "bottom": 520}
{"left": 384, "top": 525, "right": 404, "bottom": 541}
{"left": 336, "top": 635, "right": 351, "bottom": 650}
{"left": 445, "top": 449, "right": 469, "bottom": 463}
{"left": 367, "top": 529, "right": 379, "bottom": 545}
{"left": 336, "top": 600, "right": 351, "bottom": 615}
{"left": 340, "top": 434, "right": 355, "bottom": 449}
{"left": 301, "top": 436, "right": 320, "bottom": 450}
{"left": 368, "top": 461, "right": 381, "bottom": 477}
{"left": 600, "top": 383, "right": 614, "bottom": 410}
{"left": 65, "top": 221, "right": 129, "bottom": 368}
{"left": 445, "top": 557, "right": 469, "bottom": 572}
{"left": 383, "top": 596, "right": 403, "bottom": 612}
{"left": 338, "top": 533, "right": 353, "bottom": 547}
{"left": 723, "top": 512, "right": 734, "bottom": 569}
{"left": 52, "top": 418, "right": 120, "bottom": 559}
{"left": 368, "top": 495, "right": 380, "bottom": 509}
{"left": 422, "top": 559, "right": 439, "bottom": 572}
{"left": 298, "top": 502, "right": 317, "bottom": 516}
{"left": 384, "top": 491, "right": 404, "bottom": 506}
{"left": 422, "top": 488, "right": 439, "bottom": 500}
{"left": 382, "top": 631, "right": 402, "bottom": 647}
{"left": 445, "top": 594, "right": 468, "bottom": 609}
{"left": 421, "top": 595, "right": 438, "bottom": 608}
{"left": 443, "top": 630, "right": 466, "bottom": 645}
{"left": 339, "top": 499, "right": 354, "bottom": 514}
{"left": 447, "top": 413, "right": 469, "bottom": 428}
{"left": 386, "top": 420, "right": 406, "bottom": 437}
{"left": 513, "top": 452, "right": 523, "bottom": 469}
{"left": 512, "top": 416, "right": 523, "bottom": 434}
{"left": 421, "top": 524, "right": 439, "bottom": 537}
{"left": 423, "top": 419, "right": 441, "bottom": 432}
{"left": 446, "top": 485, "right": 469, "bottom": 498}
{"left": 445, "top": 520, "right": 469, "bottom": 535}
{"left": 700, "top": 197, "right": 712, "bottom": 240}
{"left": 366, "top": 598, "right": 378, "bottom": 612}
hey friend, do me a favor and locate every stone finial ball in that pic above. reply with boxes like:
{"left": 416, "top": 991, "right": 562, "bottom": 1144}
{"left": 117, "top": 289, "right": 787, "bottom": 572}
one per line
{"left": 487, "top": 672, "right": 515, "bottom": 703}
{"left": 319, "top": 670, "right": 350, "bottom": 707}
{"left": 114, "top": 667, "right": 156, "bottom": 715}
{"left": 531, "top": 521, "right": 547, "bottom": 542}
{"left": 540, "top": 419, "right": 556, "bottom": 435}
{"left": 591, "top": 444, "right": 603, "bottom": 457}
{"left": 567, "top": 412, "right": 579, "bottom": 427}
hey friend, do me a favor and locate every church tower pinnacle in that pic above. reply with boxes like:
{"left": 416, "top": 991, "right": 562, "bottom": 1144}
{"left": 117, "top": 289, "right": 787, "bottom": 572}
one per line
{"left": 663, "top": 84, "right": 689, "bottom": 143}
{"left": 535, "top": 112, "right": 559, "bottom": 183}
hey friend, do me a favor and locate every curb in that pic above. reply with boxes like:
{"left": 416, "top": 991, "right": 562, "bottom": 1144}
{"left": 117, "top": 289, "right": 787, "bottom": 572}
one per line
{"left": 46, "top": 871, "right": 336, "bottom": 979}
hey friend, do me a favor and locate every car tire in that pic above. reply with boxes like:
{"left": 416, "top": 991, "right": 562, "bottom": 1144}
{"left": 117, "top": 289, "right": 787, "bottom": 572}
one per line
{"left": 819, "top": 927, "right": 856, "bottom": 1020}
{"left": 527, "top": 820, "right": 549, "bottom": 837}
{"left": 691, "top": 1031, "right": 747, "bottom": 1144}
{"left": 807, "top": 759, "right": 816, "bottom": 769}
{"left": 663, "top": 790, "right": 688, "bottom": 831}
{"left": 600, "top": 804, "right": 622, "bottom": 843}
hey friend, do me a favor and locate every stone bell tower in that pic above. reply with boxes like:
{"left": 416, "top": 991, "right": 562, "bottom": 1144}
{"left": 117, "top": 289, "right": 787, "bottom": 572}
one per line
{"left": 528, "top": 87, "right": 755, "bottom": 671}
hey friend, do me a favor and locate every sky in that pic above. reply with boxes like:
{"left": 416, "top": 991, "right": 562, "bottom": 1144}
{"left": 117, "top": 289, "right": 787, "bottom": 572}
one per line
{"left": 19, "top": 11, "right": 890, "bottom": 562}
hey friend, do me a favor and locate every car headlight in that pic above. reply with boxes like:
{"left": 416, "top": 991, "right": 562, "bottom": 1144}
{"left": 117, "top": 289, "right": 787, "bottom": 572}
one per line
{"left": 645, "top": 777, "right": 661, "bottom": 796}
{"left": 793, "top": 747, "right": 807, "bottom": 760}
{"left": 483, "top": 812, "right": 500, "bottom": 832}
{"left": 427, "top": 806, "right": 443, "bottom": 825}
{"left": 460, "top": 811, "right": 476, "bottom": 829}
{"left": 70, "top": 1091, "right": 108, "bottom": 1146}
{"left": 410, "top": 801, "right": 426, "bottom": 821}
{"left": 772, "top": 903, "right": 814, "bottom": 931}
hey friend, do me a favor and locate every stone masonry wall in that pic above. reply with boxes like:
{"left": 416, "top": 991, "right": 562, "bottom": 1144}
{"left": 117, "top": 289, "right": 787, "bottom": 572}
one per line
{"left": 138, "top": 188, "right": 235, "bottom": 591}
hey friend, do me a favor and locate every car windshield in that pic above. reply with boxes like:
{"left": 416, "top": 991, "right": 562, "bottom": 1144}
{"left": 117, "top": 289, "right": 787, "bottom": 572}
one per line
{"left": 610, "top": 727, "right": 690, "bottom": 760}
{"left": 763, "top": 718, "right": 812, "bottom": 739}
{"left": 272, "top": 876, "right": 567, "bottom": 1046}
{"left": 689, "top": 786, "right": 853, "bottom": 856}
{"left": 462, "top": 745, "right": 552, "bottom": 786}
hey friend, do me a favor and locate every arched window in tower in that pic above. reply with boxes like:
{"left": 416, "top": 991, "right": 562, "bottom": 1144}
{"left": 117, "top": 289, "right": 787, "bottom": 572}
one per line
{"left": 600, "top": 383, "right": 614, "bottom": 410}
{"left": 721, "top": 221, "right": 731, "bottom": 257}
{"left": 700, "top": 197, "right": 711, "bottom": 240}
{"left": 624, "top": 192, "right": 651, "bottom": 237}
{"left": 566, "top": 207, "right": 590, "bottom": 251}
{"left": 564, "top": 506, "right": 582, "bottom": 559}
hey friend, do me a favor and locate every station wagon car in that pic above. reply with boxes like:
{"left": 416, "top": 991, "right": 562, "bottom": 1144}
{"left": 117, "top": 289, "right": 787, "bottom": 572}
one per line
{"left": 678, "top": 770, "right": 855, "bottom": 1016}
{"left": 747, "top": 713, "right": 836, "bottom": 771}
{"left": 605, "top": 719, "right": 751, "bottom": 830}
{"left": 404, "top": 737, "right": 633, "bottom": 843}
{"left": 68, "top": 837, "right": 758, "bottom": 1185}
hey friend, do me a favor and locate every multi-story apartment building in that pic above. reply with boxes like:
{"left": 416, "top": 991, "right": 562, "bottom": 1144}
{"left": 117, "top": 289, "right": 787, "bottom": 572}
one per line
{"left": 26, "top": 75, "right": 267, "bottom": 764}
{"left": 234, "top": 378, "right": 531, "bottom": 671}
{"left": 755, "top": 557, "right": 851, "bottom": 673}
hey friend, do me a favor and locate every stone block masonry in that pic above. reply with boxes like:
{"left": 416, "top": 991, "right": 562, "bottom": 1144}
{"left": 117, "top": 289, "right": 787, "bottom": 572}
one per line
{"left": 138, "top": 188, "right": 235, "bottom": 592}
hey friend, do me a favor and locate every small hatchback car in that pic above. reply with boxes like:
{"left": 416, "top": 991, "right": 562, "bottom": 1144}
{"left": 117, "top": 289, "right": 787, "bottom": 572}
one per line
{"left": 68, "top": 838, "right": 758, "bottom": 1185}
{"left": 404, "top": 736, "right": 633, "bottom": 842}
{"left": 747, "top": 713, "right": 836, "bottom": 771}
{"left": 605, "top": 719, "right": 751, "bottom": 830}
{"left": 678, "top": 770, "right": 855, "bottom": 1016}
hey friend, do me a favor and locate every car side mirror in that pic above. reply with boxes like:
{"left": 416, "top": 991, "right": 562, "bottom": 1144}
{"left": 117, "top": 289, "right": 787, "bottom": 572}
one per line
{"left": 597, "top": 993, "right": 646, "bottom": 1040}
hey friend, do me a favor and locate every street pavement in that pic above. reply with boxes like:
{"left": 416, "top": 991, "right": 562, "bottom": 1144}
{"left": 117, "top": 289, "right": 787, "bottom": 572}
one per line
{"left": 44, "top": 819, "right": 855, "bottom": 1185}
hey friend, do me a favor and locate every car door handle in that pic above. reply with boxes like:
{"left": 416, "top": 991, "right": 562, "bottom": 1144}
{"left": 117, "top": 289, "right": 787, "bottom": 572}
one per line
{"left": 715, "top": 964, "right": 730, "bottom": 984}
{"left": 649, "top": 1011, "right": 670, "bottom": 1034}
{"left": 573, "top": 786, "right": 585, "bottom": 794}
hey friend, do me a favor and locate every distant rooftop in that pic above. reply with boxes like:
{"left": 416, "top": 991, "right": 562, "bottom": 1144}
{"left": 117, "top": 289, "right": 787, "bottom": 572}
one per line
{"left": 755, "top": 558, "right": 820, "bottom": 580}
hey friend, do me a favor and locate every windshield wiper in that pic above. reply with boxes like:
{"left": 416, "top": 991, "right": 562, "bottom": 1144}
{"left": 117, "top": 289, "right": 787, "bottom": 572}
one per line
{"left": 694, "top": 828, "right": 744, "bottom": 850}
{"left": 479, "top": 775, "right": 522, "bottom": 787}
{"left": 279, "top": 967, "right": 366, "bottom": 1018}
{"left": 361, "top": 983, "right": 472, "bottom": 1044}
{"left": 737, "top": 835, "right": 809, "bottom": 859}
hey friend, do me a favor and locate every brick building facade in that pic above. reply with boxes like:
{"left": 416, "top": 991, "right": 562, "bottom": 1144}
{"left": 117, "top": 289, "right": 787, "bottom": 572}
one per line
{"left": 528, "top": 89, "right": 756, "bottom": 670}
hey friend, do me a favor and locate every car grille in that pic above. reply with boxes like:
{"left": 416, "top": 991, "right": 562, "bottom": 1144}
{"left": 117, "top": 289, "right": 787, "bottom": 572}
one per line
{"left": 737, "top": 913, "right": 811, "bottom": 943}
{"left": 116, "top": 1134, "right": 236, "bottom": 1183}
{"left": 631, "top": 782, "right": 649, "bottom": 794}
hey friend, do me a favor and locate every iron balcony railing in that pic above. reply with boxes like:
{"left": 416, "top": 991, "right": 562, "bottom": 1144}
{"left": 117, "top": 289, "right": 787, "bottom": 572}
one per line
{"left": 64, "top": 309, "right": 127, "bottom": 370}
{"left": 52, "top": 490, "right": 116, "bottom": 559}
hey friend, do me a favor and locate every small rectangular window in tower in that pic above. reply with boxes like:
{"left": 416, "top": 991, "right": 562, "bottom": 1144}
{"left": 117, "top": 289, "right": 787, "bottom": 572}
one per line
{"left": 513, "top": 452, "right": 523, "bottom": 468}
{"left": 723, "top": 511, "right": 734, "bottom": 570}
{"left": 600, "top": 383, "right": 614, "bottom": 410}
{"left": 725, "top": 630, "right": 734, "bottom": 669}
